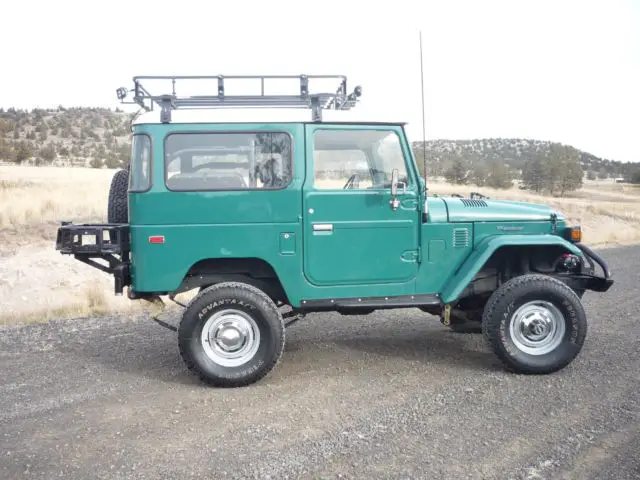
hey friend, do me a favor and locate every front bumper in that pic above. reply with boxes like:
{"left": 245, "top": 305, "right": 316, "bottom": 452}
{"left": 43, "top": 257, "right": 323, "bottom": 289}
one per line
{"left": 574, "top": 242, "right": 614, "bottom": 292}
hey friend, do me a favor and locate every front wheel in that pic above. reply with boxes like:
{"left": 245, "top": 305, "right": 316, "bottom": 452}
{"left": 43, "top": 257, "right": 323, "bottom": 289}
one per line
{"left": 178, "top": 282, "right": 285, "bottom": 387}
{"left": 482, "top": 274, "right": 587, "bottom": 374}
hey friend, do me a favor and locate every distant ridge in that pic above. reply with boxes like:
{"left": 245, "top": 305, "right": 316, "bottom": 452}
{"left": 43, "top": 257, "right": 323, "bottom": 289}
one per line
{"left": 0, "top": 106, "right": 637, "bottom": 183}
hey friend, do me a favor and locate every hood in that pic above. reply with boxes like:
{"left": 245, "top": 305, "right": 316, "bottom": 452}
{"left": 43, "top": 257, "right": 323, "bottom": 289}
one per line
{"left": 442, "top": 197, "right": 562, "bottom": 223}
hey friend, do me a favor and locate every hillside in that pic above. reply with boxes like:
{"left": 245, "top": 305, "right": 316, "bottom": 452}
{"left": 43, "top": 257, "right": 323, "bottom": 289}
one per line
{"left": 0, "top": 106, "right": 133, "bottom": 168}
{"left": 0, "top": 107, "right": 638, "bottom": 185}
{"left": 412, "top": 138, "right": 636, "bottom": 182}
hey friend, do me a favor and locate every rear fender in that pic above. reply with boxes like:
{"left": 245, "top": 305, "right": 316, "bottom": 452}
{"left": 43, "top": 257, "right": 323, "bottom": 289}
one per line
{"left": 440, "top": 234, "right": 583, "bottom": 304}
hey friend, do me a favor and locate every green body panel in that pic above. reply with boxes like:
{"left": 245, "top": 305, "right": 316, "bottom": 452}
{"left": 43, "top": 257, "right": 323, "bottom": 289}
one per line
{"left": 425, "top": 197, "right": 448, "bottom": 223}
{"left": 444, "top": 198, "right": 560, "bottom": 223}
{"left": 301, "top": 190, "right": 419, "bottom": 285}
{"left": 127, "top": 121, "right": 581, "bottom": 308}
{"left": 440, "top": 233, "right": 583, "bottom": 304}
{"left": 128, "top": 121, "right": 426, "bottom": 305}
{"left": 128, "top": 122, "right": 305, "bottom": 298}
{"left": 301, "top": 123, "right": 420, "bottom": 288}
{"left": 414, "top": 223, "right": 474, "bottom": 294}
{"left": 472, "top": 220, "right": 564, "bottom": 246}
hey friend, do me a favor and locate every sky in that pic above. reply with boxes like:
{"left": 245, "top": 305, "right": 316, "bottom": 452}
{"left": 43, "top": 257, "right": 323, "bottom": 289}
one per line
{"left": 1, "top": 0, "right": 638, "bottom": 163}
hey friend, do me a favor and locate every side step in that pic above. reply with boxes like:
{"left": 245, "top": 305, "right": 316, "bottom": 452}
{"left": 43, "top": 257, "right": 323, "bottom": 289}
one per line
{"left": 299, "top": 293, "right": 441, "bottom": 312}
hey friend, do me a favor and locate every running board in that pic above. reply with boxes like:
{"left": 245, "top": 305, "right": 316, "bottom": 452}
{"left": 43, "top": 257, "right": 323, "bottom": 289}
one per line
{"left": 299, "top": 293, "right": 441, "bottom": 311}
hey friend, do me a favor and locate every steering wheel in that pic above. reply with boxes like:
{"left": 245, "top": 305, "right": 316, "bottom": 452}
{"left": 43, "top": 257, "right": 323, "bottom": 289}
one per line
{"left": 343, "top": 174, "right": 360, "bottom": 189}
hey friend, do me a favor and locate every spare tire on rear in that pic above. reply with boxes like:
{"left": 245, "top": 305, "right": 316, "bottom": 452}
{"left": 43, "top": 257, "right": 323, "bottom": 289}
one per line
{"left": 107, "top": 169, "right": 129, "bottom": 224}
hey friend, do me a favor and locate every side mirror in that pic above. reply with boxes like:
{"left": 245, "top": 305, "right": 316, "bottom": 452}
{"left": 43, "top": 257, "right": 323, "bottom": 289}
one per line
{"left": 391, "top": 168, "right": 399, "bottom": 196}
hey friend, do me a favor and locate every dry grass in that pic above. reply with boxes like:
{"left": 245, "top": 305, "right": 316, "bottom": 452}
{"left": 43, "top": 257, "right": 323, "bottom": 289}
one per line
{"left": 0, "top": 165, "right": 113, "bottom": 248}
{"left": 2, "top": 285, "right": 111, "bottom": 326}
{"left": 1, "top": 166, "right": 639, "bottom": 326}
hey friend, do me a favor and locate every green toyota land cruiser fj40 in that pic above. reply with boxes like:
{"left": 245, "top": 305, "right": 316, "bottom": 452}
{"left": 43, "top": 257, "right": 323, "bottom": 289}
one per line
{"left": 56, "top": 74, "right": 613, "bottom": 387}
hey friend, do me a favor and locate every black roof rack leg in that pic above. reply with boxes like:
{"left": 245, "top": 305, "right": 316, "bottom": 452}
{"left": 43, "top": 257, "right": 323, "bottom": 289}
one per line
{"left": 159, "top": 95, "right": 173, "bottom": 123}
{"left": 311, "top": 96, "right": 321, "bottom": 122}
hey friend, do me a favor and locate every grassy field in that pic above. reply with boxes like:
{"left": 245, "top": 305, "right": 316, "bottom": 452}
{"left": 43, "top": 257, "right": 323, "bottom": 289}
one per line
{"left": 0, "top": 166, "right": 139, "bottom": 324}
{"left": 1, "top": 165, "right": 639, "bottom": 324}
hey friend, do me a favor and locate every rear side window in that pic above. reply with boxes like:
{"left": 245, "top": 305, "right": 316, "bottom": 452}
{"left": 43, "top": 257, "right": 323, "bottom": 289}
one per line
{"left": 164, "top": 132, "right": 292, "bottom": 191}
{"left": 129, "top": 134, "right": 152, "bottom": 192}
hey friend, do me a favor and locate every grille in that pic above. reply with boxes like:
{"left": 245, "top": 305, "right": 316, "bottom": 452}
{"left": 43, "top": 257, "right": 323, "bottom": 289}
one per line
{"left": 461, "top": 199, "right": 488, "bottom": 207}
{"left": 453, "top": 228, "right": 470, "bottom": 248}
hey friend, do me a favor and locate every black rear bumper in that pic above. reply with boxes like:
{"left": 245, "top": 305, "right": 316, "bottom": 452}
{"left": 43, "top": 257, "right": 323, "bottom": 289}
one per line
{"left": 55, "top": 222, "right": 131, "bottom": 294}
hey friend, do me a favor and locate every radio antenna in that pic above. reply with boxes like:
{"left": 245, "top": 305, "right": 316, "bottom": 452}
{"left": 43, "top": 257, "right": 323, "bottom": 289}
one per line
{"left": 419, "top": 30, "right": 427, "bottom": 185}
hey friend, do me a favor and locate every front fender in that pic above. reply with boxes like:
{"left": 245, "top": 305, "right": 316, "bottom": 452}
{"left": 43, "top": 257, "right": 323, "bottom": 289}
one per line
{"left": 440, "top": 234, "right": 583, "bottom": 304}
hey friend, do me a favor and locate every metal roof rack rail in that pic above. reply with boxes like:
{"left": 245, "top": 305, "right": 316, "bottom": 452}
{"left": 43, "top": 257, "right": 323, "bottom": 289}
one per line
{"left": 115, "top": 74, "right": 362, "bottom": 123}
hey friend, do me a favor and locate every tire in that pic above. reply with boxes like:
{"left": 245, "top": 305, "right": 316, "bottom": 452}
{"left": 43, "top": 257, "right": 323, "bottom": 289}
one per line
{"left": 178, "top": 282, "right": 285, "bottom": 387}
{"left": 482, "top": 274, "right": 587, "bottom": 374}
{"left": 107, "top": 169, "right": 129, "bottom": 224}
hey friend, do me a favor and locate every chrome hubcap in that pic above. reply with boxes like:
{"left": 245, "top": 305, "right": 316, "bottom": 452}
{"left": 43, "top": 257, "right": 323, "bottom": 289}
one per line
{"left": 201, "top": 309, "right": 260, "bottom": 367}
{"left": 509, "top": 301, "right": 565, "bottom": 355}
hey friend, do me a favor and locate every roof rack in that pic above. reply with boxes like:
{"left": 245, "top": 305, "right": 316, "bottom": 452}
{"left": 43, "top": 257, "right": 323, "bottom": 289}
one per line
{"left": 115, "top": 74, "right": 362, "bottom": 123}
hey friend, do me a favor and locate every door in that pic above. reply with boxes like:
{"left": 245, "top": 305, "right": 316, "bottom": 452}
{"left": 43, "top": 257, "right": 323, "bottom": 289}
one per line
{"left": 302, "top": 124, "right": 420, "bottom": 287}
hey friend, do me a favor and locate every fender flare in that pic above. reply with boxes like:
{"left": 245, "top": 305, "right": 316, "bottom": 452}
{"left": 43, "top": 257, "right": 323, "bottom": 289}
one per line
{"left": 440, "top": 234, "right": 583, "bottom": 304}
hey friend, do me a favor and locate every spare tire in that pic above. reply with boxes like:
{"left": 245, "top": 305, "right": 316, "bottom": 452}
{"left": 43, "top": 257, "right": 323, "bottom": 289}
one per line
{"left": 107, "top": 169, "right": 129, "bottom": 224}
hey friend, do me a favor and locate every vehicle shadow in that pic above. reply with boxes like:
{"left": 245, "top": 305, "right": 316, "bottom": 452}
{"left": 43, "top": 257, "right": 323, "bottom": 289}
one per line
{"left": 66, "top": 313, "right": 502, "bottom": 387}
{"left": 290, "top": 324, "right": 503, "bottom": 373}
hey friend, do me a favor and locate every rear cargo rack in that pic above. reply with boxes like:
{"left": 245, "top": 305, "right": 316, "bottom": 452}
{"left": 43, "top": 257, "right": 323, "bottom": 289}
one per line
{"left": 55, "top": 222, "right": 131, "bottom": 294}
{"left": 115, "top": 74, "right": 362, "bottom": 123}
{"left": 56, "top": 223, "right": 129, "bottom": 255}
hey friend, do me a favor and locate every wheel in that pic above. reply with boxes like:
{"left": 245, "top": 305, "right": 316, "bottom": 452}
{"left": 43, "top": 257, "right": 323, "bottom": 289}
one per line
{"left": 107, "top": 168, "right": 129, "bottom": 224}
{"left": 482, "top": 274, "right": 587, "bottom": 374}
{"left": 178, "top": 282, "right": 285, "bottom": 387}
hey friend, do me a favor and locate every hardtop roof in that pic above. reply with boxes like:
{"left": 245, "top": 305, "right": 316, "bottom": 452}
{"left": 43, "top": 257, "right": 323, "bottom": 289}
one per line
{"left": 131, "top": 107, "right": 408, "bottom": 126}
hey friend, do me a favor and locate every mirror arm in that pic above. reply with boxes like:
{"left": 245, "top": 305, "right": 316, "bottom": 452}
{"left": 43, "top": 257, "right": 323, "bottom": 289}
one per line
{"left": 389, "top": 168, "right": 400, "bottom": 211}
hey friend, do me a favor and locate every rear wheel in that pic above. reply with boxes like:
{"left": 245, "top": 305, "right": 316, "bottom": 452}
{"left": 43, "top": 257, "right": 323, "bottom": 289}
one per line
{"left": 178, "top": 282, "right": 285, "bottom": 387}
{"left": 482, "top": 274, "right": 587, "bottom": 374}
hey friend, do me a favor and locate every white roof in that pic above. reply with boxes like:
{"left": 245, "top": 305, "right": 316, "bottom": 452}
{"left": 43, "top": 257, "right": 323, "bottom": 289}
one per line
{"left": 132, "top": 107, "right": 407, "bottom": 125}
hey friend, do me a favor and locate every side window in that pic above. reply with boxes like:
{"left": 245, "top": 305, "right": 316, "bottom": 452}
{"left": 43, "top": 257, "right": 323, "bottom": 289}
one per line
{"left": 312, "top": 129, "right": 409, "bottom": 190}
{"left": 164, "top": 132, "right": 292, "bottom": 191}
{"left": 129, "top": 134, "right": 152, "bottom": 192}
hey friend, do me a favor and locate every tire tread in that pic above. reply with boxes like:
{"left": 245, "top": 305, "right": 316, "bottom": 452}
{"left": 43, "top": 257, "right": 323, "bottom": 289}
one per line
{"left": 482, "top": 273, "right": 586, "bottom": 374}
{"left": 178, "top": 282, "right": 285, "bottom": 387}
{"left": 107, "top": 169, "right": 129, "bottom": 224}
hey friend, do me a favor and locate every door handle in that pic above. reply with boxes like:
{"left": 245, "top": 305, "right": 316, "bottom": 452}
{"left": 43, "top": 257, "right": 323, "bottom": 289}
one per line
{"left": 312, "top": 223, "right": 333, "bottom": 232}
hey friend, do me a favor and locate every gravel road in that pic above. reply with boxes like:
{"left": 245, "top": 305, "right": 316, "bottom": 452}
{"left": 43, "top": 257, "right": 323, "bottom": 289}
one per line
{"left": 1, "top": 245, "right": 639, "bottom": 480}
